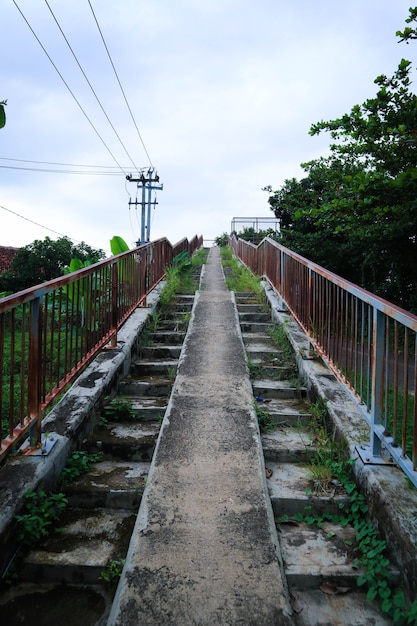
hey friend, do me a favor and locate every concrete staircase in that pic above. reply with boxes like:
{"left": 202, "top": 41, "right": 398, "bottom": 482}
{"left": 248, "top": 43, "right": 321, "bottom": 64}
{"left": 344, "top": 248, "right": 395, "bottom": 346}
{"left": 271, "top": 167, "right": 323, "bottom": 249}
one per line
{"left": 0, "top": 257, "right": 403, "bottom": 625}
{"left": 0, "top": 295, "right": 196, "bottom": 626}
{"left": 236, "top": 292, "right": 393, "bottom": 625}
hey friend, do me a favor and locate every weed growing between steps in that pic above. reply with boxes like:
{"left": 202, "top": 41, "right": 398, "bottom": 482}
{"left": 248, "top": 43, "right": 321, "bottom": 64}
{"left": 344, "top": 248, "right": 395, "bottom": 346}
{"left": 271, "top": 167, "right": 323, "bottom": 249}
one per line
{"left": 220, "top": 247, "right": 265, "bottom": 298}
{"left": 101, "top": 396, "right": 138, "bottom": 423}
{"left": 267, "top": 323, "right": 301, "bottom": 383}
{"left": 159, "top": 249, "right": 208, "bottom": 312}
{"left": 60, "top": 450, "right": 103, "bottom": 487}
{"left": 255, "top": 403, "right": 274, "bottom": 433}
{"left": 99, "top": 559, "right": 125, "bottom": 593}
{"left": 7, "top": 449, "right": 103, "bottom": 586}
{"left": 15, "top": 490, "right": 68, "bottom": 547}
{"left": 141, "top": 248, "right": 207, "bottom": 340}
{"left": 278, "top": 401, "right": 417, "bottom": 625}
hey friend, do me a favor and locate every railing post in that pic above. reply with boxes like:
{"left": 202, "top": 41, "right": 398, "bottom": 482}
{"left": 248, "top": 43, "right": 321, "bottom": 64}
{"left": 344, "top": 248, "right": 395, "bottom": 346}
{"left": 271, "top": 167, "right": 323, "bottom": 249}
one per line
{"left": 111, "top": 262, "right": 118, "bottom": 348}
{"left": 28, "top": 297, "right": 42, "bottom": 448}
{"left": 280, "top": 250, "right": 285, "bottom": 297}
{"left": 307, "top": 267, "right": 314, "bottom": 357}
{"left": 369, "top": 308, "right": 385, "bottom": 459}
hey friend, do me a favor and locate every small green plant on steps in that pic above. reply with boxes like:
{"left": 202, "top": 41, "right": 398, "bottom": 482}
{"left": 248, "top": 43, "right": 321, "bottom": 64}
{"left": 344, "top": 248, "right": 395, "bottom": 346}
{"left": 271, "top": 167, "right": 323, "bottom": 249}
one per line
{"left": 15, "top": 490, "right": 68, "bottom": 547}
{"left": 103, "top": 396, "right": 137, "bottom": 422}
{"left": 60, "top": 450, "right": 103, "bottom": 486}
{"left": 220, "top": 246, "right": 265, "bottom": 300}
{"left": 255, "top": 403, "right": 274, "bottom": 433}
{"left": 267, "top": 323, "right": 299, "bottom": 379}
{"left": 167, "top": 366, "right": 176, "bottom": 382}
{"left": 99, "top": 559, "right": 125, "bottom": 593}
{"left": 147, "top": 310, "right": 162, "bottom": 332}
{"left": 280, "top": 397, "right": 417, "bottom": 625}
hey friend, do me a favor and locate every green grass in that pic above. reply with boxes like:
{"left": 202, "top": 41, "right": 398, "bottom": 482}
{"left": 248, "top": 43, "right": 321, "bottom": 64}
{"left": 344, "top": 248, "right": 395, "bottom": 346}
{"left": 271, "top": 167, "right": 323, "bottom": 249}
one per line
{"left": 220, "top": 247, "right": 265, "bottom": 299}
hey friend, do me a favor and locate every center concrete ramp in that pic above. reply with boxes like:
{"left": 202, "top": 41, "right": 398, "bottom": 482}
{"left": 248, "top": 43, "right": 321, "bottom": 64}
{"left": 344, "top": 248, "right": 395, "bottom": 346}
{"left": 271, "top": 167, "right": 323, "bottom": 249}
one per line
{"left": 108, "top": 247, "right": 293, "bottom": 625}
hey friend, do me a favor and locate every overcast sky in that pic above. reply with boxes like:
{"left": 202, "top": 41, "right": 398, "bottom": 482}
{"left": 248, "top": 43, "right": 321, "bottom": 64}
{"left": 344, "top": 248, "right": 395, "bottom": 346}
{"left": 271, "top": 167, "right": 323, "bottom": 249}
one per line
{"left": 1, "top": 0, "right": 415, "bottom": 254}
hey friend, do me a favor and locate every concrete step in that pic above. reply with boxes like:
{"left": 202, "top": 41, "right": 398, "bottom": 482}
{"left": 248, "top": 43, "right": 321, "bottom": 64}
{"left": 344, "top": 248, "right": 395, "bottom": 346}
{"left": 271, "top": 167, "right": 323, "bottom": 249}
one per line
{"left": 107, "top": 397, "right": 167, "bottom": 421}
{"left": 253, "top": 379, "right": 307, "bottom": 400}
{"left": 162, "top": 311, "right": 192, "bottom": 320}
{"left": 20, "top": 508, "right": 135, "bottom": 585}
{"left": 279, "top": 520, "right": 363, "bottom": 588}
{"left": 250, "top": 365, "right": 289, "bottom": 380}
{"left": 131, "top": 359, "right": 178, "bottom": 376}
{"left": 240, "top": 321, "right": 273, "bottom": 333}
{"left": 239, "top": 311, "right": 271, "bottom": 323}
{"left": 257, "top": 398, "right": 311, "bottom": 427}
{"left": 149, "top": 330, "right": 186, "bottom": 344}
{"left": 153, "top": 321, "right": 188, "bottom": 333}
{"left": 173, "top": 294, "right": 195, "bottom": 304}
{"left": 85, "top": 421, "right": 160, "bottom": 462}
{"left": 246, "top": 345, "right": 280, "bottom": 360}
{"left": 235, "top": 291, "right": 260, "bottom": 299}
{"left": 64, "top": 460, "right": 150, "bottom": 510}
{"left": 0, "top": 583, "right": 111, "bottom": 625}
{"left": 289, "top": 588, "right": 393, "bottom": 626}
{"left": 261, "top": 427, "right": 314, "bottom": 463}
{"left": 237, "top": 304, "right": 269, "bottom": 313}
{"left": 140, "top": 345, "right": 182, "bottom": 359}
{"left": 168, "top": 302, "right": 194, "bottom": 311}
{"left": 242, "top": 332, "right": 271, "bottom": 343}
{"left": 121, "top": 378, "right": 173, "bottom": 397}
{"left": 266, "top": 461, "right": 349, "bottom": 518}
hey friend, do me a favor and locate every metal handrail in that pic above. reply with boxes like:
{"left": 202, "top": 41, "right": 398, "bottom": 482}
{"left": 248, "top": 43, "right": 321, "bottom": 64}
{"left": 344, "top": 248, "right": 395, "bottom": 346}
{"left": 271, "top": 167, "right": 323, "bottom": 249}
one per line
{"left": 230, "top": 235, "right": 417, "bottom": 487}
{"left": 0, "top": 235, "right": 203, "bottom": 462}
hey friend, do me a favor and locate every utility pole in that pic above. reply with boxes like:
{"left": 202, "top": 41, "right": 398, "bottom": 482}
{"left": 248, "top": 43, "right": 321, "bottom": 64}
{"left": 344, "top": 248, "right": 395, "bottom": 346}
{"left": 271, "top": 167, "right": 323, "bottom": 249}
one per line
{"left": 126, "top": 168, "right": 163, "bottom": 245}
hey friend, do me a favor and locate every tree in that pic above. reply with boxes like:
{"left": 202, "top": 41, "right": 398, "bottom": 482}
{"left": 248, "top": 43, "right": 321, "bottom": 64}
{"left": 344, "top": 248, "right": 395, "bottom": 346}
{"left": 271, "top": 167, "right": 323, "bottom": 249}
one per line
{"left": 0, "top": 236, "right": 105, "bottom": 294}
{"left": 267, "top": 8, "right": 417, "bottom": 311}
{"left": 0, "top": 100, "right": 6, "bottom": 129}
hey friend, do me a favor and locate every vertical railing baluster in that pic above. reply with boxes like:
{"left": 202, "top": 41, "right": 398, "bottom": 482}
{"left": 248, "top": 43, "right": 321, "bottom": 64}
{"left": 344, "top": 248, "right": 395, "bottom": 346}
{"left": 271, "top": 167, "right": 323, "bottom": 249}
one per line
{"left": 370, "top": 308, "right": 385, "bottom": 458}
{"left": 28, "top": 297, "right": 42, "bottom": 448}
{"left": 402, "top": 329, "right": 409, "bottom": 456}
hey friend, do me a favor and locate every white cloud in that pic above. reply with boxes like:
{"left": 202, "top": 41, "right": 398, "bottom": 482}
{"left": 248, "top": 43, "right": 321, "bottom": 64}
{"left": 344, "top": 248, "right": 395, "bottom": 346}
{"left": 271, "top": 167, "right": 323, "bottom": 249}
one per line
{"left": 0, "top": 0, "right": 414, "bottom": 250}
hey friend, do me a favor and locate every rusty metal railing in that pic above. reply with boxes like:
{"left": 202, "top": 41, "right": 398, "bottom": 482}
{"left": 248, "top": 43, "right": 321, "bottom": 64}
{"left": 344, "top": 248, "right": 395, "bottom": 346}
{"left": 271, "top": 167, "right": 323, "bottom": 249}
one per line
{"left": 230, "top": 235, "right": 417, "bottom": 487}
{"left": 0, "top": 235, "right": 203, "bottom": 462}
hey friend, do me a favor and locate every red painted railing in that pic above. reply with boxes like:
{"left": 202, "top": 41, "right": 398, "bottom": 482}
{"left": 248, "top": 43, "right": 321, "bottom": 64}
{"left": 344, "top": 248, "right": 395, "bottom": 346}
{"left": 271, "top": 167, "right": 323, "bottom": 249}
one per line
{"left": 0, "top": 236, "right": 203, "bottom": 462}
{"left": 231, "top": 235, "right": 417, "bottom": 487}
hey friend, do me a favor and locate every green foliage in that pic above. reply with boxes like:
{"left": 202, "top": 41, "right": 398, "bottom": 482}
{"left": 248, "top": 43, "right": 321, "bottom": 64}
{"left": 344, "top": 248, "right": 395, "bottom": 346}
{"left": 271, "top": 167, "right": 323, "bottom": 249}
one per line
{"left": 215, "top": 232, "right": 229, "bottom": 246}
{"left": 103, "top": 397, "right": 137, "bottom": 422}
{"left": 160, "top": 265, "right": 181, "bottom": 309}
{"left": 99, "top": 559, "right": 125, "bottom": 593}
{"left": 0, "top": 99, "right": 7, "bottom": 129}
{"left": 220, "top": 247, "right": 264, "bottom": 297}
{"left": 289, "top": 397, "right": 417, "bottom": 624}
{"left": 255, "top": 403, "right": 274, "bottom": 433}
{"left": 233, "top": 227, "right": 278, "bottom": 245}
{"left": 191, "top": 247, "right": 208, "bottom": 267}
{"left": 266, "top": 10, "right": 417, "bottom": 312}
{"left": 62, "top": 257, "right": 96, "bottom": 327}
{"left": 172, "top": 250, "right": 191, "bottom": 271}
{"left": 110, "top": 236, "right": 130, "bottom": 255}
{"left": 60, "top": 450, "right": 103, "bottom": 486}
{"left": 15, "top": 490, "right": 67, "bottom": 546}
{"left": 267, "top": 323, "right": 298, "bottom": 376}
{"left": 396, "top": 7, "right": 417, "bottom": 43}
{"left": 0, "top": 236, "right": 105, "bottom": 294}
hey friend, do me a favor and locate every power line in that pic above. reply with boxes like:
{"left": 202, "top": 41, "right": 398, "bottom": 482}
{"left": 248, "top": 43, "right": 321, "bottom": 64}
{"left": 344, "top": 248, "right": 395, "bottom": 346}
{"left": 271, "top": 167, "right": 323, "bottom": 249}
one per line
{"left": 0, "top": 203, "right": 79, "bottom": 240}
{"left": 87, "top": 0, "right": 154, "bottom": 168}
{"left": 12, "top": 0, "right": 127, "bottom": 175}
{"left": 0, "top": 164, "right": 124, "bottom": 175}
{"left": 0, "top": 203, "right": 111, "bottom": 254}
{"left": 0, "top": 156, "right": 135, "bottom": 169}
{"left": 43, "top": 0, "right": 141, "bottom": 175}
